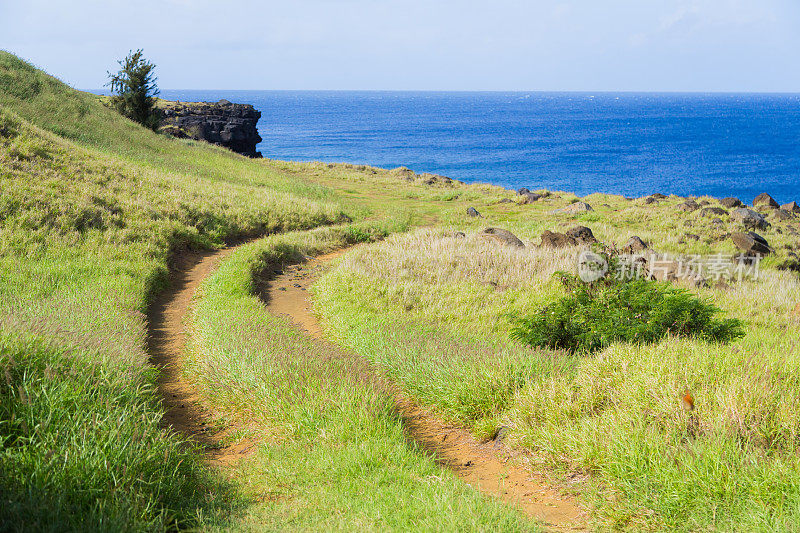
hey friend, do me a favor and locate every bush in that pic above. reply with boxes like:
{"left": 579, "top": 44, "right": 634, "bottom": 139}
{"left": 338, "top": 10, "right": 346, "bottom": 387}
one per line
{"left": 106, "top": 49, "right": 161, "bottom": 130}
{"left": 510, "top": 273, "right": 744, "bottom": 353}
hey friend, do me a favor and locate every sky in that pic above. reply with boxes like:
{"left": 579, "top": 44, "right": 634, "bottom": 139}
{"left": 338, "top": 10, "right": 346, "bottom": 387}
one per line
{"left": 1, "top": 0, "right": 799, "bottom": 91}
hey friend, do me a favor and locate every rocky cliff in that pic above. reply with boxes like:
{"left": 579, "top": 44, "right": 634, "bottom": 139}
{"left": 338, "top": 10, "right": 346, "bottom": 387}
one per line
{"left": 159, "top": 99, "right": 262, "bottom": 158}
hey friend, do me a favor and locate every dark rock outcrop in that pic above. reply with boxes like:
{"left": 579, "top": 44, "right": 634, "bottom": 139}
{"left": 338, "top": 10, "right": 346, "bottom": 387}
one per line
{"left": 519, "top": 192, "right": 542, "bottom": 204}
{"left": 565, "top": 226, "right": 597, "bottom": 244}
{"left": 719, "top": 197, "right": 743, "bottom": 208}
{"left": 731, "top": 231, "right": 772, "bottom": 256}
{"left": 677, "top": 200, "right": 700, "bottom": 212}
{"left": 753, "top": 193, "right": 780, "bottom": 209}
{"left": 731, "top": 207, "right": 770, "bottom": 230}
{"left": 771, "top": 209, "right": 795, "bottom": 221}
{"left": 160, "top": 99, "right": 262, "bottom": 157}
{"left": 540, "top": 230, "right": 575, "bottom": 248}
{"left": 781, "top": 201, "right": 800, "bottom": 213}
{"left": 700, "top": 206, "right": 728, "bottom": 217}
{"left": 467, "top": 206, "right": 482, "bottom": 217}
{"left": 622, "top": 236, "right": 648, "bottom": 254}
{"left": 479, "top": 228, "right": 525, "bottom": 247}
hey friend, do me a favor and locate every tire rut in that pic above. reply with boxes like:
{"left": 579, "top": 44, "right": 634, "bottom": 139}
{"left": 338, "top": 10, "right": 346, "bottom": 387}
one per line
{"left": 262, "top": 249, "right": 587, "bottom": 532}
{"left": 147, "top": 246, "right": 254, "bottom": 467}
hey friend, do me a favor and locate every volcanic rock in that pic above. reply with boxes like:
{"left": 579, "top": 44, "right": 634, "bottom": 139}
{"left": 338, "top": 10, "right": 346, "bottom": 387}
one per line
{"left": 730, "top": 208, "right": 770, "bottom": 230}
{"left": 753, "top": 193, "right": 780, "bottom": 209}
{"left": 719, "top": 197, "right": 744, "bottom": 208}
{"left": 565, "top": 226, "right": 597, "bottom": 244}
{"left": 781, "top": 201, "right": 800, "bottom": 213}
{"left": 160, "top": 99, "right": 262, "bottom": 157}
{"left": 540, "top": 230, "right": 575, "bottom": 248}
{"left": 550, "top": 202, "right": 593, "bottom": 215}
{"left": 700, "top": 206, "right": 728, "bottom": 217}
{"left": 479, "top": 228, "right": 524, "bottom": 247}
{"left": 731, "top": 231, "right": 772, "bottom": 256}
{"left": 622, "top": 236, "right": 648, "bottom": 254}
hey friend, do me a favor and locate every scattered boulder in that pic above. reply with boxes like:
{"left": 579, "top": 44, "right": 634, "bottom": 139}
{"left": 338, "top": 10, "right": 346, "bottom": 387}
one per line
{"left": 622, "top": 236, "right": 648, "bottom": 254}
{"left": 479, "top": 228, "right": 524, "bottom": 248}
{"left": 391, "top": 166, "right": 416, "bottom": 181}
{"left": 648, "top": 259, "right": 705, "bottom": 287}
{"left": 519, "top": 192, "right": 542, "bottom": 204}
{"left": 565, "top": 226, "right": 597, "bottom": 244}
{"left": 700, "top": 206, "right": 728, "bottom": 217}
{"left": 679, "top": 233, "right": 700, "bottom": 244}
{"left": 781, "top": 201, "right": 800, "bottom": 213}
{"left": 452, "top": 231, "right": 466, "bottom": 239}
{"left": 776, "top": 254, "right": 800, "bottom": 273}
{"left": 550, "top": 202, "right": 593, "bottom": 215}
{"left": 647, "top": 259, "right": 680, "bottom": 282}
{"left": 540, "top": 230, "right": 576, "bottom": 248}
{"left": 719, "top": 197, "right": 744, "bottom": 208}
{"left": 419, "top": 173, "right": 444, "bottom": 185}
{"left": 498, "top": 198, "right": 513, "bottom": 204}
{"left": 731, "top": 231, "right": 772, "bottom": 256}
{"left": 466, "top": 207, "right": 482, "bottom": 218}
{"left": 517, "top": 187, "right": 530, "bottom": 195}
{"left": 643, "top": 193, "right": 668, "bottom": 204}
{"left": 730, "top": 207, "right": 770, "bottom": 230}
{"left": 649, "top": 193, "right": 668, "bottom": 199}
{"left": 771, "top": 209, "right": 795, "bottom": 221}
{"left": 677, "top": 200, "right": 700, "bottom": 212}
{"left": 753, "top": 193, "right": 780, "bottom": 209}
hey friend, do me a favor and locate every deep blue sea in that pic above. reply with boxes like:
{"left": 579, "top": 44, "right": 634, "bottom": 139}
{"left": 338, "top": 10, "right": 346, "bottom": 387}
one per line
{"left": 155, "top": 90, "right": 800, "bottom": 204}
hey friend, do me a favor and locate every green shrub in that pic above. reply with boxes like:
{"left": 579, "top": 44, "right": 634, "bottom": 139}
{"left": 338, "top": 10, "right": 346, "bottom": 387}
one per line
{"left": 510, "top": 274, "right": 744, "bottom": 353}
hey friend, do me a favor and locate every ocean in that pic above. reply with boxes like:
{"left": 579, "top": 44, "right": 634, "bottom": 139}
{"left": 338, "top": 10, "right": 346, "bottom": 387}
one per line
{"left": 157, "top": 90, "right": 800, "bottom": 204}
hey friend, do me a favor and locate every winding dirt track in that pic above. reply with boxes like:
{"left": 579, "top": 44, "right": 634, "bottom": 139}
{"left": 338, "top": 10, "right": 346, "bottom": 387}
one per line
{"left": 264, "top": 251, "right": 586, "bottom": 532}
{"left": 147, "top": 247, "right": 254, "bottom": 467}
{"left": 147, "top": 244, "right": 586, "bottom": 531}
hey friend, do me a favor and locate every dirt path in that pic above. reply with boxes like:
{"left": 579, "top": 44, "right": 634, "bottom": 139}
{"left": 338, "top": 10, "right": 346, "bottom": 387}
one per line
{"left": 263, "top": 251, "right": 587, "bottom": 532}
{"left": 147, "top": 246, "right": 254, "bottom": 467}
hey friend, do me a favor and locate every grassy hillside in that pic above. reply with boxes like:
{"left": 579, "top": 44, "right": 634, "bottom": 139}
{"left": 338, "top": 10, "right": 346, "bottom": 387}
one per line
{"left": 186, "top": 227, "right": 535, "bottom": 531}
{"left": 0, "top": 52, "right": 536, "bottom": 531}
{"left": 314, "top": 222, "right": 800, "bottom": 530}
{"left": 0, "top": 54, "right": 347, "bottom": 529}
{"left": 5, "top": 48, "right": 800, "bottom": 531}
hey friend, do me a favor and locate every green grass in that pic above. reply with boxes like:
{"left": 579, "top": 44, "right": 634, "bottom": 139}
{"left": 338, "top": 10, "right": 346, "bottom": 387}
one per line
{"left": 186, "top": 227, "right": 536, "bottom": 531}
{"left": 0, "top": 55, "right": 347, "bottom": 529}
{"left": 314, "top": 228, "right": 800, "bottom": 531}
{"left": 5, "top": 47, "right": 800, "bottom": 531}
{"left": 0, "top": 51, "right": 330, "bottom": 200}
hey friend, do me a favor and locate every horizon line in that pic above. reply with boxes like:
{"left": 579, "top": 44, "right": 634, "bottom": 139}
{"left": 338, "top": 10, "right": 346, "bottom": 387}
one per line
{"left": 84, "top": 88, "right": 800, "bottom": 96}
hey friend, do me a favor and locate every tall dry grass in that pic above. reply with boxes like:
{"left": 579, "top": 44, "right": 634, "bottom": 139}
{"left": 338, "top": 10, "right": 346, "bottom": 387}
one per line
{"left": 315, "top": 227, "right": 800, "bottom": 531}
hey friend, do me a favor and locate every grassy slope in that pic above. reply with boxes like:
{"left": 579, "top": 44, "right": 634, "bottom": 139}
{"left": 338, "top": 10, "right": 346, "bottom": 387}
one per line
{"left": 187, "top": 227, "right": 535, "bottom": 531}
{"left": 6, "top": 47, "right": 800, "bottom": 531}
{"left": 0, "top": 52, "right": 528, "bottom": 531}
{"left": 0, "top": 53, "right": 346, "bottom": 530}
{"left": 314, "top": 203, "right": 800, "bottom": 530}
